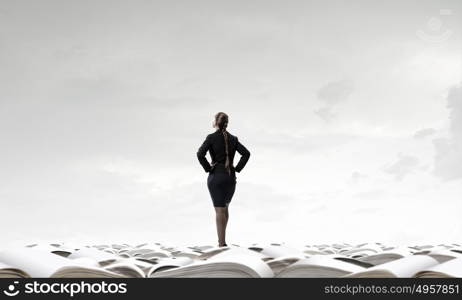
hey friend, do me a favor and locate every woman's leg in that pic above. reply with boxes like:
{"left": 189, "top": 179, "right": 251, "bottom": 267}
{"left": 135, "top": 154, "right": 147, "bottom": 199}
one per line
{"left": 221, "top": 178, "right": 233, "bottom": 244}
{"left": 224, "top": 204, "right": 229, "bottom": 231}
{"left": 214, "top": 207, "right": 227, "bottom": 246}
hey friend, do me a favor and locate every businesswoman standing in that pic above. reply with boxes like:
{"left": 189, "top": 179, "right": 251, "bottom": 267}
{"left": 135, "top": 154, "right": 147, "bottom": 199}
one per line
{"left": 197, "top": 112, "right": 251, "bottom": 247}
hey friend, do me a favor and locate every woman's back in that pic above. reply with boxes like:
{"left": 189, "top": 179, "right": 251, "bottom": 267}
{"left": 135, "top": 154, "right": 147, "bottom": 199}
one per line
{"left": 197, "top": 129, "right": 250, "bottom": 175}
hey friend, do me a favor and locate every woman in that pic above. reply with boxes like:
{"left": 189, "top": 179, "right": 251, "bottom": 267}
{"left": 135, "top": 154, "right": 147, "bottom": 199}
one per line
{"left": 197, "top": 112, "right": 251, "bottom": 247}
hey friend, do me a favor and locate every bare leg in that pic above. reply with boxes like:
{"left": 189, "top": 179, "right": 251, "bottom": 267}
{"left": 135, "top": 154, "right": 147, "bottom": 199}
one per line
{"left": 214, "top": 207, "right": 227, "bottom": 246}
{"left": 224, "top": 204, "right": 229, "bottom": 231}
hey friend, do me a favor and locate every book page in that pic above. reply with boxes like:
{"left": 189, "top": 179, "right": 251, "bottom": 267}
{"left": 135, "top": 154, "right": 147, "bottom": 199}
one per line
{"left": 346, "top": 255, "right": 439, "bottom": 277}
{"left": 67, "top": 247, "right": 119, "bottom": 265}
{"left": 414, "top": 258, "right": 462, "bottom": 278}
{"left": 0, "top": 247, "right": 80, "bottom": 277}
{"left": 0, "top": 262, "right": 30, "bottom": 278}
{"left": 290, "top": 255, "right": 366, "bottom": 273}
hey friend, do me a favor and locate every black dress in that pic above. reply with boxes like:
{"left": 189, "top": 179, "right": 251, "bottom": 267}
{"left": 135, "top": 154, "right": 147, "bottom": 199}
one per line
{"left": 197, "top": 129, "right": 250, "bottom": 207}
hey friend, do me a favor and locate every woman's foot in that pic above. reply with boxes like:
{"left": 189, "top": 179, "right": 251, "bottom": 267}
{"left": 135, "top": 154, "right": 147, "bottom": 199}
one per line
{"left": 218, "top": 242, "right": 228, "bottom": 247}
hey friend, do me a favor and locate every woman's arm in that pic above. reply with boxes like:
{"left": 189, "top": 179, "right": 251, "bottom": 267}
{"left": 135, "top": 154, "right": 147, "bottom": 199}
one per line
{"left": 234, "top": 138, "right": 250, "bottom": 172}
{"left": 197, "top": 134, "right": 212, "bottom": 172}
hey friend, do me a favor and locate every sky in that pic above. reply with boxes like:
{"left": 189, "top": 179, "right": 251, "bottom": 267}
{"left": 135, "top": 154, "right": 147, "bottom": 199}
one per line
{"left": 0, "top": 0, "right": 461, "bottom": 249}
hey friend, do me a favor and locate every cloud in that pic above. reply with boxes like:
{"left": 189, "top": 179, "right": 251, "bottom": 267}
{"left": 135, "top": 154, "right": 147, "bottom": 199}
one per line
{"left": 246, "top": 128, "right": 359, "bottom": 154}
{"left": 353, "top": 188, "right": 388, "bottom": 201}
{"left": 233, "top": 182, "right": 295, "bottom": 222}
{"left": 317, "top": 80, "right": 355, "bottom": 105}
{"left": 314, "top": 80, "right": 354, "bottom": 122}
{"left": 313, "top": 107, "right": 336, "bottom": 122}
{"left": 382, "top": 153, "right": 420, "bottom": 181}
{"left": 432, "top": 83, "right": 462, "bottom": 181}
{"left": 413, "top": 128, "right": 436, "bottom": 139}
{"left": 349, "top": 171, "right": 368, "bottom": 184}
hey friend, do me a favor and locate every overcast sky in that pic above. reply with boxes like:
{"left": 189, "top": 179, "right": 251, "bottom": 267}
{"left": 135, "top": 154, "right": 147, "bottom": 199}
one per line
{"left": 0, "top": 0, "right": 461, "bottom": 248}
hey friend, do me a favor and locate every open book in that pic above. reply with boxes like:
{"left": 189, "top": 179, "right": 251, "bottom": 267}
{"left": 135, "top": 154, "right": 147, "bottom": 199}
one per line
{"left": 150, "top": 248, "right": 274, "bottom": 278}
{"left": 414, "top": 258, "right": 462, "bottom": 278}
{"left": 0, "top": 262, "right": 30, "bottom": 278}
{"left": 248, "top": 244, "right": 307, "bottom": 260}
{"left": 0, "top": 246, "right": 166, "bottom": 278}
{"left": 343, "top": 255, "right": 440, "bottom": 278}
{"left": 414, "top": 248, "right": 462, "bottom": 263}
{"left": 147, "top": 257, "right": 195, "bottom": 275}
{"left": 357, "top": 246, "right": 415, "bottom": 266}
{"left": 0, "top": 247, "right": 126, "bottom": 278}
{"left": 276, "top": 255, "right": 366, "bottom": 277}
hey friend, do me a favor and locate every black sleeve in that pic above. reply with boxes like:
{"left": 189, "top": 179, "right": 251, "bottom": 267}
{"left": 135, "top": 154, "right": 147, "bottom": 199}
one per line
{"left": 234, "top": 137, "right": 250, "bottom": 173}
{"left": 197, "top": 134, "right": 212, "bottom": 172}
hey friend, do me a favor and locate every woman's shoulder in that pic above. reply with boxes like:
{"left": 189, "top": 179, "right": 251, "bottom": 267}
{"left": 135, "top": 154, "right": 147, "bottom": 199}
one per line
{"left": 207, "top": 130, "right": 220, "bottom": 138}
{"left": 226, "top": 131, "right": 239, "bottom": 143}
